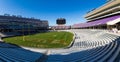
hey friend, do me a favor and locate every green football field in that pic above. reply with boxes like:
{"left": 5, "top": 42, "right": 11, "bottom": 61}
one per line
{"left": 3, "top": 31, "right": 73, "bottom": 48}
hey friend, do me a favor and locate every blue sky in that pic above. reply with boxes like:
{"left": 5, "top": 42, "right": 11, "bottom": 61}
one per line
{"left": 0, "top": 0, "right": 106, "bottom": 26}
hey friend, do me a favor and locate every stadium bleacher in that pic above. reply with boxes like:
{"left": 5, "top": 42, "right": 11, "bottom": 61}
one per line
{"left": 46, "top": 29, "right": 120, "bottom": 62}
{"left": 0, "top": 42, "right": 43, "bottom": 62}
{"left": 73, "top": 15, "right": 120, "bottom": 28}
{"left": 0, "top": 29, "right": 120, "bottom": 62}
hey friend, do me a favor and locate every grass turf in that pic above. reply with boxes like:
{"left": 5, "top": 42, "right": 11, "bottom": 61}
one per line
{"left": 3, "top": 31, "right": 73, "bottom": 48}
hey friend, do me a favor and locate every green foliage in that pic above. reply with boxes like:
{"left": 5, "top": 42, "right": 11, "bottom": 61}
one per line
{"left": 3, "top": 31, "right": 73, "bottom": 48}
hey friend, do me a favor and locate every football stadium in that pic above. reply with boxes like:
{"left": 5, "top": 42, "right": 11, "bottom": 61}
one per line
{"left": 0, "top": 0, "right": 120, "bottom": 62}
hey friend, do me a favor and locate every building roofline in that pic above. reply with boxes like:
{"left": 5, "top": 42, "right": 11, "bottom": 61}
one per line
{"left": 85, "top": 0, "right": 119, "bottom": 18}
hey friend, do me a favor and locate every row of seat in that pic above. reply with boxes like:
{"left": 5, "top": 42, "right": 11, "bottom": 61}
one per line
{"left": 0, "top": 42, "right": 43, "bottom": 62}
{"left": 0, "top": 29, "right": 119, "bottom": 62}
{"left": 46, "top": 29, "right": 120, "bottom": 62}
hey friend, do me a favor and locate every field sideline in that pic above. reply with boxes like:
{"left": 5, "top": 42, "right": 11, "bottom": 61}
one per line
{"left": 3, "top": 31, "right": 73, "bottom": 48}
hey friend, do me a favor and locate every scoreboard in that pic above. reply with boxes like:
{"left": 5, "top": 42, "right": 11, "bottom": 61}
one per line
{"left": 56, "top": 18, "right": 66, "bottom": 25}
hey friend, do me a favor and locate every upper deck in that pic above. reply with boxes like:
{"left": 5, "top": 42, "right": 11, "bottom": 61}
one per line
{"left": 85, "top": 0, "right": 120, "bottom": 21}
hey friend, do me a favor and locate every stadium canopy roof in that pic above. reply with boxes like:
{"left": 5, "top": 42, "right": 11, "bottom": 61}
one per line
{"left": 73, "top": 15, "right": 120, "bottom": 28}
{"left": 107, "top": 18, "right": 120, "bottom": 25}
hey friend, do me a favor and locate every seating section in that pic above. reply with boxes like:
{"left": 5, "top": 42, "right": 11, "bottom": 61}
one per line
{"left": 50, "top": 26, "right": 70, "bottom": 30}
{"left": 46, "top": 29, "right": 120, "bottom": 62}
{"left": 0, "top": 29, "right": 120, "bottom": 62}
{"left": 0, "top": 32, "right": 21, "bottom": 37}
{"left": 72, "top": 15, "right": 120, "bottom": 28}
{"left": 0, "top": 42, "right": 43, "bottom": 62}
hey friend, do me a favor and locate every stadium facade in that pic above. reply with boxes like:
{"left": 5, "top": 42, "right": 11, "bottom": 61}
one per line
{"left": 0, "top": 14, "right": 49, "bottom": 33}
{"left": 73, "top": 0, "right": 120, "bottom": 30}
